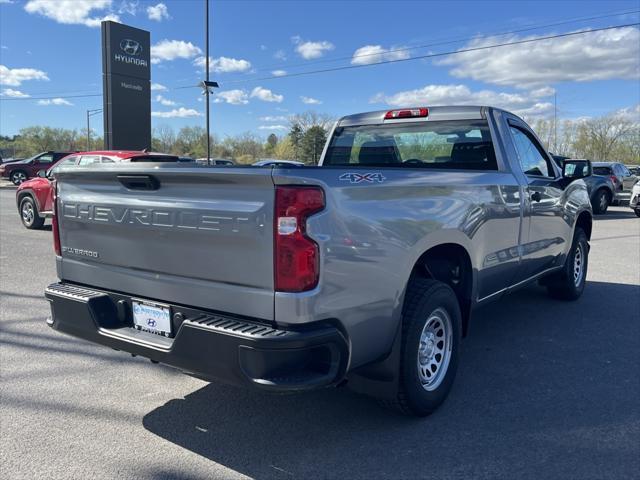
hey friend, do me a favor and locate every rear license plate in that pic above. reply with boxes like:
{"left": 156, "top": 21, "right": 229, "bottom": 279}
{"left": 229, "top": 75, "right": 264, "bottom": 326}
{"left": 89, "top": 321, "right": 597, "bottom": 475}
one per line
{"left": 132, "top": 299, "right": 172, "bottom": 337}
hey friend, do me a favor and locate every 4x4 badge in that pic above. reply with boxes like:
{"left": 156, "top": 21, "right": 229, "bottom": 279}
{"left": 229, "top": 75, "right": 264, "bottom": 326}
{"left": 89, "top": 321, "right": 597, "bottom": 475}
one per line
{"left": 339, "top": 172, "right": 386, "bottom": 184}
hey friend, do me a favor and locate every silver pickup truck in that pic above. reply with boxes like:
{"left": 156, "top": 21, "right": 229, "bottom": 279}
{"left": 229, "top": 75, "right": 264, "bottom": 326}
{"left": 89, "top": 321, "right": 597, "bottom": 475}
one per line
{"left": 45, "top": 106, "right": 593, "bottom": 416}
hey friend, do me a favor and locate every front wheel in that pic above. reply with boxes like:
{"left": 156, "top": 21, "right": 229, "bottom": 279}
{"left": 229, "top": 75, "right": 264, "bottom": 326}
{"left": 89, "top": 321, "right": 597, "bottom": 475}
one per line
{"left": 20, "top": 197, "right": 45, "bottom": 229}
{"left": 383, "top": 278, "right": 461, "bottom": 416}
{"left": 545, "top": 228, "right": 588, "bottom": 300}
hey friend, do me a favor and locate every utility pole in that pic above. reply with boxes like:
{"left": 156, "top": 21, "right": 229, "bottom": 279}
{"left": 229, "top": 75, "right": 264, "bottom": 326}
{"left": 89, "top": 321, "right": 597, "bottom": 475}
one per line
{"left": 554, "top": 92, "right": 558, "bottom": 152}
{"left": 200, "top": 1, "right": 218, "bottom": 165}
{"left": 205, "top": 0, "right": 210, "bottom": 165}
{"left": 86, "top": 108, "right": 103, "bottom": 151}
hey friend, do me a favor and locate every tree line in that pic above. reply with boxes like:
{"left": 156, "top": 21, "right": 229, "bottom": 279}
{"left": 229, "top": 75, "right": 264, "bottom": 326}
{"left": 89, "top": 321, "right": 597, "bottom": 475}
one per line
{"left": 1, "top": 109, "right": 638, "bottom": 164}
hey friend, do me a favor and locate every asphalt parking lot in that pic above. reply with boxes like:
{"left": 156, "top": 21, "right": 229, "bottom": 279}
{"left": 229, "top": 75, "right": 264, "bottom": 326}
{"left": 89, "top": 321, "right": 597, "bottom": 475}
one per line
{"left": 1, "top": 188, "right": 639, "bottom": 480}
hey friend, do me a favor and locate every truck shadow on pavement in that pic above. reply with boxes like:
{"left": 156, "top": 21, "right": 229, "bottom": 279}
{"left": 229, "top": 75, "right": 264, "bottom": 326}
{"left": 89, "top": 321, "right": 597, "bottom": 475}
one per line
{"left": 142, "top": 281, "right": 640, "bottom": 479}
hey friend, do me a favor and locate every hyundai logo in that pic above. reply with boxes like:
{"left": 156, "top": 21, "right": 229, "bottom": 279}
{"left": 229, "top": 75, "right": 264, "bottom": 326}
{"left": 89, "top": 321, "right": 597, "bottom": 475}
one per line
{"left": 147, "top": 319, "right": 157, "bottom": 328}
{"left": 120, "top": 39, "right": 142, "bottom": 56}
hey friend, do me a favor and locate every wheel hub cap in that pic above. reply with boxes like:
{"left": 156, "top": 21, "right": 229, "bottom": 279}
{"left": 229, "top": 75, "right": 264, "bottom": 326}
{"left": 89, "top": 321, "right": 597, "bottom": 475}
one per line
{"left": 573, "top": 245, "right": 583, "bottom": 286}
{"left": 417, "top": 307, "right": 453, "bottom": 391}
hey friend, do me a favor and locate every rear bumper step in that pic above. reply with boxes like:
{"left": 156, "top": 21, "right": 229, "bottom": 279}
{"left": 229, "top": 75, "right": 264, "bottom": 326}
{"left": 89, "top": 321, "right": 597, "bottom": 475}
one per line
{"left": 45, "top": 282, "right": 348, "bottom": 392}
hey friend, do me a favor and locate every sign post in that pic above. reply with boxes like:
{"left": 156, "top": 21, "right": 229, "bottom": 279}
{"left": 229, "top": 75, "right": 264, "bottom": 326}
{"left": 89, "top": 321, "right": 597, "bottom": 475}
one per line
{"left": 101, "top": 21, "right": 151, "bottom": 150}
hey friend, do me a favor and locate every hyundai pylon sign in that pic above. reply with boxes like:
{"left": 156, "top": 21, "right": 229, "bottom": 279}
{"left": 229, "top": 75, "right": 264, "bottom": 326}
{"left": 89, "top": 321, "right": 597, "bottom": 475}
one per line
{"left": 101, "top": 21, "right": 151, "bottom": 150}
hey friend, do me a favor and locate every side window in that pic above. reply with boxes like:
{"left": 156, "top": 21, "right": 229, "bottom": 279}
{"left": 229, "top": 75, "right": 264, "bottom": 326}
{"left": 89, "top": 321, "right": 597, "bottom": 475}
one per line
{"left": 50, "top": 156, "right": 77, "bottom": 175}
{"left": 509, "top": 125, "right": 554, "bottom": 177}
{"left": 36, "top": 154, "right": 54, "bottom": 164}
{"left": 101, "top": 156, "right": 115, "bottom": 163}
{"left": 78, "top": 155, "right": 101, "bottom": 166}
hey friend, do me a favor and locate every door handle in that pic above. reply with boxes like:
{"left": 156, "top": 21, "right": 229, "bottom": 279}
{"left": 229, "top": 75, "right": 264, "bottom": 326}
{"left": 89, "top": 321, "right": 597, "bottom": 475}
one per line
{"left": 531, "top": 191, "right": 542, "bottom": 202}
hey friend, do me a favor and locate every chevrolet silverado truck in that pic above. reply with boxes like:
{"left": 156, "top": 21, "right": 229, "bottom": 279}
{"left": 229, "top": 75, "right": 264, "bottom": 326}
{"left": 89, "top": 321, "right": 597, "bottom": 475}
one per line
{"left": 45, "top": 106, "right": 593, "bottom": 416}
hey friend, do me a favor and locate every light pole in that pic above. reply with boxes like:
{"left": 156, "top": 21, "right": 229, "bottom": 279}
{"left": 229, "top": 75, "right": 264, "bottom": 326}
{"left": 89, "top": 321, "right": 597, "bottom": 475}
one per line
{"left": 202, "top": 0, "right": 218, "bottom": 165}
{"left": 86, "top": 108, "right": 103, "bottom": 151}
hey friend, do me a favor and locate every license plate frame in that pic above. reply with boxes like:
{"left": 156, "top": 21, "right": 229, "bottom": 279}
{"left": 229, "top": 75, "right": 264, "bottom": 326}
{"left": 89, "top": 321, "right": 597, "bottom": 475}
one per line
{"left": 131, "top": 299, "right": 172, "bottom": 337}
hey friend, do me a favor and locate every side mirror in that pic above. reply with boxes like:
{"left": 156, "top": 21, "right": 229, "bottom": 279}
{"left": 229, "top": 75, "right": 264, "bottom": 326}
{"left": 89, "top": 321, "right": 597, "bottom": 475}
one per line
{"left": 37, "top": 169, "right": 47, "bottom": 178}
{"left": 563, "top": 160, "right": 591, "bottom": 180}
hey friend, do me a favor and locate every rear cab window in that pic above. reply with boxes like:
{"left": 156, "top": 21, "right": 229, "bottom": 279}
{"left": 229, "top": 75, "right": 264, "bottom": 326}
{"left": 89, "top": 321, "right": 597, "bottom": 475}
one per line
{"left": 323, "top": 120, "right": 498, "bottom": 170}
{"left": 593, "top": 166, "right": 612, "bottom": 176}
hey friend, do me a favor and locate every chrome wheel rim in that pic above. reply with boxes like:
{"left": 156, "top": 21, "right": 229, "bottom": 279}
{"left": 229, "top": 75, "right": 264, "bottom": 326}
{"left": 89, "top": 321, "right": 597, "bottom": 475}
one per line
{"left": 13, "top": 172, "right": 26, "bottom": 184}
{"left": 21, "top": 202, "right": 34, "bottom": 224}
{"left": 417, "top": 307, "right": 452, "bottom": 391}
{"left": 573, "top": 244, "right": 584, "bottom": 287}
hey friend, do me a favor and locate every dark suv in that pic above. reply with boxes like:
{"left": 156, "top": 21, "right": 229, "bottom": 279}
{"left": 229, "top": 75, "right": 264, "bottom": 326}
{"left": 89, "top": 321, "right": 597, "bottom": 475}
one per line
{"left": 0, "top": 151, "right": 73, "bottom": 185}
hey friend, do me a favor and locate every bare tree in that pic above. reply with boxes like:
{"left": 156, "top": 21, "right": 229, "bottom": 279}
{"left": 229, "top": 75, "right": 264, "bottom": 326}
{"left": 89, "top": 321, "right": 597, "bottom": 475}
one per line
{"left": 288, "top": 111, "right": 334, "bottom": 132}
{"left": 574, "top": 114, "right": 637, "bottom": 161}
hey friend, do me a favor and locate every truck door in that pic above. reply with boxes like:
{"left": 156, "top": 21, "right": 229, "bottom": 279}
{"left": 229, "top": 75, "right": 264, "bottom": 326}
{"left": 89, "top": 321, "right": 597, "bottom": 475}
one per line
{"left": 506, "top": 118, "right": 570, "bottom": 281}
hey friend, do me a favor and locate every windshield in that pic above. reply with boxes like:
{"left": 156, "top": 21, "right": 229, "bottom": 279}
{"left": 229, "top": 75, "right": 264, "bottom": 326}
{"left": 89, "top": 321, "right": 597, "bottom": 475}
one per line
{"left": 324, "top": 120, "right": 497, "bottom": 170}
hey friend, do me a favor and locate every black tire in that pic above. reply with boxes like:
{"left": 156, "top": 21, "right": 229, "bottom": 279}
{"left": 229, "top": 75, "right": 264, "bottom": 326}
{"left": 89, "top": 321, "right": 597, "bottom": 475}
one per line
{"left": 545, "top": 228, "right": 588, "bottom": 301}
{"left": 635, "top": 209, "right": 640, "bottom": 218}
{"left": 591, "top": 189, "right": 610, "bottom": 214}
{"left": 382, "top": 278, "right": 461, "bottom": 416}
{"left": 10, "top": 170, "right": 28, "bottom": 185}
{"left": 19, "top": 196, "right": 45, "bottom": 229}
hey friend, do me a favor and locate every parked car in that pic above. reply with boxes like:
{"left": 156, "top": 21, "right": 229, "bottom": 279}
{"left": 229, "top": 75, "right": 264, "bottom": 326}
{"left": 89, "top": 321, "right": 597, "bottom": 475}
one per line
{"left": 630, "top": 181, "right": 640, "bottom": 217}
{"left": 625, "top": 165, "right": 640, "bottom": 176}
{"left": 16, "top": 150, "right": 181, "bottom": 229}
{"left": 196, "top": 158, "right": 235, "bottom": 166}
{"left": 552, "top": 156, "right": 616, "bottom": 214}
{"left": 592, "top": 162, "right": 638, "bottom": 203}
{"left": 45, "top": 106, "right": 592, "bottom": 417}
{"left": 0, "top": 151, "right": 74, "bottom": 185}
{"left": 177, "top": 156, "right": 196, "bottom": 163}
{"left": 253, "top": 159, "right": 305, "bottom": 167}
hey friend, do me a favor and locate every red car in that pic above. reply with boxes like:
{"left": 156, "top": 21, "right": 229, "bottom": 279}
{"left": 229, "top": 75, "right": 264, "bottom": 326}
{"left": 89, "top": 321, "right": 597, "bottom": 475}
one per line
{"left": 16, "top": 150, "right": 180, "bottom": 229}
{"left": 0, "top": 151, "right": 74, "bottom": 185}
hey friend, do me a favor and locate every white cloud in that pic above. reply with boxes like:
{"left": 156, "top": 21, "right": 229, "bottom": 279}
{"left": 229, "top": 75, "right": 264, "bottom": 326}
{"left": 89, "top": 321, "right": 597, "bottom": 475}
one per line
{"left": 351, "top": 45, "right": 409, "bottom": 65}
{"left": 258, "top": 125, "right": 288, "bottom": 131}
{"left": 293, "top": 37, "right": 334, "bottom": 59}
{"left": 118, "top": 0, "right": 137, "bottom": 15}
{"left": 194, "top": 56, "right": 252, "bottom": 73}
{"left": 1, "top": 88, "right": 29, "bottom": 98}
{"left": 615, "top": 103, "right": 640, "bottom": 123}
{"left": 147, "top": 2, "right": 169, "bottom": 21}
{"left": 260, "top": 44, "right": 267, "bottom": 51}
{"left": 24, "top": 0, "right": 120, "bottom": 27}
{"left": 213, "top": 89, "right": 249, "bottom": 105}
{"left": 271, "top": 69, "right": 287, "bottom": 77}
{"left": 0, "top": 65, "right": 49, "bottom": 86}
{"left": 155, "top": 94, "right": 176, "bottom": 106}
{"left": 151, "top": 39, "right": 202, "bottom": 64}
{"left": 371, "top": 84, "right": 556, "bottom": 118}
{"left": 251, "top": 86, "right": 283, "bottom": 103}
{"left": 300, "top": 96, "right": 321, "bottom": 105}
{"left": 37, "top": 97, "right": 73, "bottom": 106}
{"left": 259, "top": 115, "right": 288, "bottom": 122}
{"left": 150, "top": 82, "right": 167, "bottom": 91}
{"left": 440, "top": 26, "right": 640, "bottom": 88}
{"left": 151, "top": 107, "right": 202, "bottom": 118}
{"left": 274, "top": 50, "right": 287, "bottom": 61}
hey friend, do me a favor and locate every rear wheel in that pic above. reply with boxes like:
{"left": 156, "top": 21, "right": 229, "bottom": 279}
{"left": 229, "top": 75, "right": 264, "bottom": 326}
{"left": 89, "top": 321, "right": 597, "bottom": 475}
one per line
{"left": 592, "top": 189, "right": 609, "bottom": 214}
{"left": 545, "top": 228, "right": 588, "bottom": 300}
{"left": 10, "top": 170, "right": 28, "bottom": 185}
{"left": 19, "top": 196, "right": 45, "bottom": 229}
{"left": 382, "top": 278, "right": 461, "bottom": 416}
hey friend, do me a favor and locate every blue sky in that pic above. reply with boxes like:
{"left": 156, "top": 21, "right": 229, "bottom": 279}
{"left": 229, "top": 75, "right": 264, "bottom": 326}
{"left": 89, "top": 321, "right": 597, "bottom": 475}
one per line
{"left": 0, "top": 0, "right": 639, "bottom": 138}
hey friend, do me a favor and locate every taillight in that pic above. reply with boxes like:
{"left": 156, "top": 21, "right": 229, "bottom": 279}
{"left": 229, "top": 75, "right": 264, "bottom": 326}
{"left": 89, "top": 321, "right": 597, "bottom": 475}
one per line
{"left": 274, "top": 186, "right": 324, "bottom": 292}
{"left": 610, "top": 175, "right": 618, "bottom": 185}
{"left": 384, "top": 108, "right": 428, "bottom": 119}
{"left": 52, "top": 181, "right": 61, "bottom": 255}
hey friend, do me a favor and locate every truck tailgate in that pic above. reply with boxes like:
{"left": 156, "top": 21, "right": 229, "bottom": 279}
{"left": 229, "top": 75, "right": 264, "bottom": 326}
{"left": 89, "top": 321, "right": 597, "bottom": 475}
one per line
{"left": 55, "top": 166, "right": 275, "bottom": 321}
